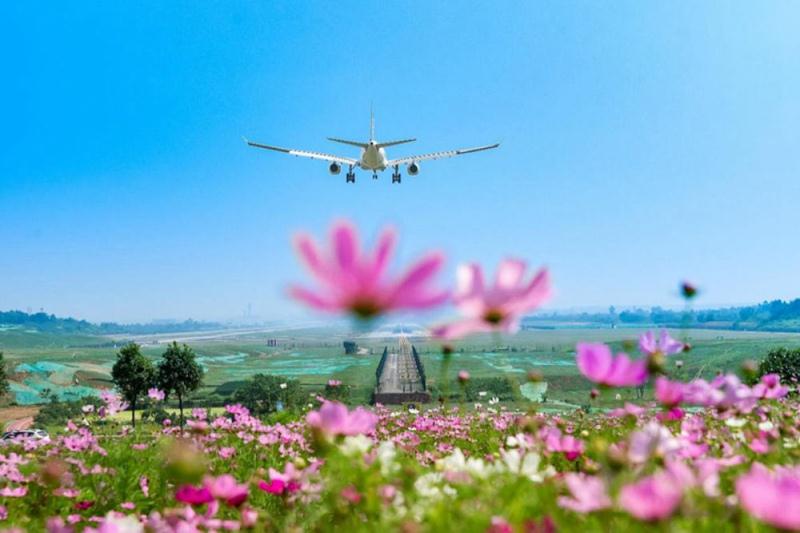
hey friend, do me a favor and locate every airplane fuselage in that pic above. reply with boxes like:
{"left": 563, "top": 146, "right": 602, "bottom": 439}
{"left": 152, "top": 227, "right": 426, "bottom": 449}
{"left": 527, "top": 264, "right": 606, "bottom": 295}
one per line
{"left": 360, "top": 142, "right": 388, "bottom": 171}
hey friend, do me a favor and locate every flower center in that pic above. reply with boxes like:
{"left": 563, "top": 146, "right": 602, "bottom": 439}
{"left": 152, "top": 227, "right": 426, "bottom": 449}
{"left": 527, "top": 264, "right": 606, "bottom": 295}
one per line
{"left": 349, "top": 299, "right": 382, "bottom": 320}
{"left": 483, "top": 309, "right": 505, "bottom": 325}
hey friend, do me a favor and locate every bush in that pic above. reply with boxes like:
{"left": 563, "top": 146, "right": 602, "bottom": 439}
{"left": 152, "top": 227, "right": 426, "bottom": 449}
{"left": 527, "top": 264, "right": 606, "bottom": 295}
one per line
{"left": 758, "top": 347, "right": 800, "bottom": 389}
{"left": 231, "top": 374, "right": 304, "bottom": 415}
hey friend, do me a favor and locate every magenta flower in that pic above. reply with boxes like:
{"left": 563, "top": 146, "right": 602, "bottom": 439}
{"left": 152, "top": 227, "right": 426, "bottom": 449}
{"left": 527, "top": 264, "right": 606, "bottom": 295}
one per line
{"left": 306, "top": 401, "right": 377, "bottom": 437}
{"left": 557, "top": 474, "right": 611, "bottom": 514}
{"left": 432, "top": 259, "right": 551, "bottom": 340}
{"left": 619, "top": 472, "right": 683, "bottom": 521}
{"left": 654, "top": 377, "right": 684, "bottom": 408}
{"left": 736, "top": 463, "right": 800, "bottom": 530}
{"left": 576, "top": 343, "right": 648, "bottom": 387}
{"left": 289, "top": 220, "right": 448, "bottom": 320}
{"left": 639, "top": 330, "right": 684, "bottom": 356}
{"left": 175, "top": 485, "right": 214, "bottom": 506}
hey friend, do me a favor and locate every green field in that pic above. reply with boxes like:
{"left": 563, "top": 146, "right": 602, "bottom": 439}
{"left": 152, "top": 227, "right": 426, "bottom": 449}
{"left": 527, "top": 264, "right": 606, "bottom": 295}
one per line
{"left": 2, "top": 325, "right": 799, "bottom": 407}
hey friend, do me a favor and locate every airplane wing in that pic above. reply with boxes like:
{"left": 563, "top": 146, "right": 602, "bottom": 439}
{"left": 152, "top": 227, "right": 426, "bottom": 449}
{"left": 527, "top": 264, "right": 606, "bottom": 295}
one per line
{"left": 386, "top": 143, "right": 500, "bottom": 166}
{"left": 244, "top": 138, "right": 359, "bottom": 165}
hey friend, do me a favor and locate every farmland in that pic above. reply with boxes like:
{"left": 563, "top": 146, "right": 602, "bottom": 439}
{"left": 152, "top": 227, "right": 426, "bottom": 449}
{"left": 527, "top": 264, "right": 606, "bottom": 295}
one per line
{"left": 2, "top": 324, "right": 798, "bottom": 409}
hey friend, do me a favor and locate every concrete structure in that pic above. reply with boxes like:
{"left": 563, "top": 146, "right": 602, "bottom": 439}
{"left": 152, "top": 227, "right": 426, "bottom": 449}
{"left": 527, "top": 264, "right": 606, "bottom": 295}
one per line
{"left": 373, "top": 336, "right": 431, "bottom": 404}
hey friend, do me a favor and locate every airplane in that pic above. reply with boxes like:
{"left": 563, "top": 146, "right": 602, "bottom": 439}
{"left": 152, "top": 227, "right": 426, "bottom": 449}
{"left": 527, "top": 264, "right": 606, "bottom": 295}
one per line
{"left": 243, "top": 111, "right": 499, "bottom": 184}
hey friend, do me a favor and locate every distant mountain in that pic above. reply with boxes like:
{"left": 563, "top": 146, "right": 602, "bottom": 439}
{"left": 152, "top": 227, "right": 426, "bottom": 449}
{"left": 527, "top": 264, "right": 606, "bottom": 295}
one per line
{"left": 524, "top": 298, "right": 800, "bottom": 332}
{"left": 0, "top": 310, "right": 225, "bottom": 336}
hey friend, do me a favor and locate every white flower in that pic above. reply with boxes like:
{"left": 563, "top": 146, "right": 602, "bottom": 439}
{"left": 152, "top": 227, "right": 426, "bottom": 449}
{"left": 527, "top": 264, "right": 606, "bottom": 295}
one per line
{"left": 498, "top": 449, "right": 551, "bottom": 482}
{"left": 628, "top": 422, "right": 681, "bottom": 463}
{"left": 98, "top": 513, "right": 143, "bottom": 533}
{"left": 436, "top": 448, "right": 491, "bottom": 479}
{"left": 758, "top": 421, "right": 774, "bottom": 432}
{"left": 725, "top": 417, "right": 746, "bottom": 428}
{"left": 279, "top": 383, "right": 287, "bottom": 389}
{"left": 376, "top": 441, "right": 399, "bottom": 476}
{"left": 339, "top": 434, "right": 373, "bottom": 457}
{"left": 489, "top": 397, "right": 499, "bottom": 405}
{"left": 478, "top": 391, "right": 487, "bottom": 397}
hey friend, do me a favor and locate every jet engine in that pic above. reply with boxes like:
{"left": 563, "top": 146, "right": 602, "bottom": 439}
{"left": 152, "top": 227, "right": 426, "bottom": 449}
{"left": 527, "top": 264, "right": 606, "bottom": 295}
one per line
{"left": 329, "top": 162, "right": 341, "bottom": 175}
{"left": 408, "top": 162, "right": 420, "bottom": 176}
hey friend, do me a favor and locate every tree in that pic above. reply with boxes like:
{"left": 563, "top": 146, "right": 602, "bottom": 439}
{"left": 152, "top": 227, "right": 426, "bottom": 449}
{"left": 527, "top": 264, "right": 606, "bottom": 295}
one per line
{"left": 157, "top": 342, "right": 204, "bottom": 425}
{"left": 0, "top": 352, "right": 9, "bottom": 399}
{"left": 111, "top": 343, "right": 156, "bottom": 427}
{"left": 232, "top": 374, "right": 302, "bottom": 416}
{"left": 758, "top": 347, "right": 800, "bottom": 392}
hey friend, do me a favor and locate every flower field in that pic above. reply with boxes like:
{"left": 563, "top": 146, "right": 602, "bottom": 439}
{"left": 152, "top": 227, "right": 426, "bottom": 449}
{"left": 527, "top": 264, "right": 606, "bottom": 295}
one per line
{"left": 1, "top": 360, "right": 799, "bottom": 531}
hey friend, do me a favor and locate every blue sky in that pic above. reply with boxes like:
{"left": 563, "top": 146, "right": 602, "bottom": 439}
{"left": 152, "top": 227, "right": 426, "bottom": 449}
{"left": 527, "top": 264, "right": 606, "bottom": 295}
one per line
{"left": 2, "top": 2, "right": 800, "bottom": 322}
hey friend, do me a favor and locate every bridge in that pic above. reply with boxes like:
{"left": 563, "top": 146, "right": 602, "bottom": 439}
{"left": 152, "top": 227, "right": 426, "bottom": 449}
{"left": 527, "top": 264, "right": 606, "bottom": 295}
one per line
{"left": 373, "top": 336, "right": 431, "bottom": 405}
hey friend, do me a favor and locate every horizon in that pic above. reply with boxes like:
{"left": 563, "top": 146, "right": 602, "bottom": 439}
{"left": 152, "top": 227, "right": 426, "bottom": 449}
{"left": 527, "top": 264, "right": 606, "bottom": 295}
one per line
{"left": 4, "top": 3, "right": 800, "bottom": 322}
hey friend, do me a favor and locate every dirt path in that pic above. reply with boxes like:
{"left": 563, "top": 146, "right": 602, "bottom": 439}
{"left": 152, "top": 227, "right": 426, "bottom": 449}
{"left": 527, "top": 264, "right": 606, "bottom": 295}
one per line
{"left": 0, "top": 406, "right": 39, "bottom": 431}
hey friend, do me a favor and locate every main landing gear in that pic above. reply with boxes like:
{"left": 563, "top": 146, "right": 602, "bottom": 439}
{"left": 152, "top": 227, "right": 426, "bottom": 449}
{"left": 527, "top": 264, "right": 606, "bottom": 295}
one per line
{"left": 391, "top": 165, "right": 402, "bottom": 184}
{"left": 346, "top": 165, "right": 355, "bottom": 183}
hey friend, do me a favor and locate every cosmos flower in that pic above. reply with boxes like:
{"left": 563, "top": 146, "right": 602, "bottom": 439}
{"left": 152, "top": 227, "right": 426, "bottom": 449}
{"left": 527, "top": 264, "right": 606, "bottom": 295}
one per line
{"left": 576, "top": 343, "right": 648, "bottom": 387}
{"left": 618, "top": 472, "right": 683, "bottom": 521}
{"left": 175, "top": 484, "right": 214, "bottom": 506}
{"left": 654, "top": 377, "right": 684, "bottom": 408}
{"left": 736, "top": 463, "right": 800, "bottom": 530}
{"left": 289, "top": 220, "right": 448, "bottom": 320}
{"left": 306, "top": 401, "right": 377, "bottom": 437}
{"left": 432, "top": 259, "right": 551, "bottom": 340}
{"left": 638, "top": 330, "right": 684, "bottom": 356}
{"left": 557, "top": 474, "right": 611, "bottom": 514}
{"left": 147, "top": 388, "right": 165, "bottom": 401}
{"left": 204, "top": 475, "right": 249, "bottom": 507}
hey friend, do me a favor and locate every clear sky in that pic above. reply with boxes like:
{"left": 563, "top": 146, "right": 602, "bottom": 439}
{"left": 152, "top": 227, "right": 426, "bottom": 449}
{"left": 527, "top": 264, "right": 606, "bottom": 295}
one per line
{"left": 2, "top": 2, "right": 800, "bottom": 323}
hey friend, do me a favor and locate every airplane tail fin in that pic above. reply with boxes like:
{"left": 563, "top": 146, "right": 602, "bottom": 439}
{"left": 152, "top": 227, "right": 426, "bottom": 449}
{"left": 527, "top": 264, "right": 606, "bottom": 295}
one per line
{"left": 377, "top": 139, "right": 416, "bottom": 148}
{"left": 328, "top": 137, "right": 369, "bottom": 148}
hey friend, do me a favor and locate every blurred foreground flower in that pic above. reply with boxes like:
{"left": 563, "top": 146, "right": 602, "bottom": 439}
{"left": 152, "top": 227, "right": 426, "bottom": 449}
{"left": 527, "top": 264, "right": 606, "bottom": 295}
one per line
{"left": 433, "top": 259, "right": 551, "bottom": 340}
{"left": 736, "top": 463, "right": 800, "bottom": 530}
{"left": 576, "top": 343, "right": 648, "bottom": 387}
{"left": 289, "top": 220, "right": 448, "bottom": 320}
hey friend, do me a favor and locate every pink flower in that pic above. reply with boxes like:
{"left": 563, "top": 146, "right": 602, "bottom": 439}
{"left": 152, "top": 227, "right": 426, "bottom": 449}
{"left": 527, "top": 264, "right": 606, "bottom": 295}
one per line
{"left": 139, "top": 476, "right": 149, "bottom": 497}
{"left": 544, "top": 429, "right": 585, "bottom": 461}
{"left": 258, "top": 478, "right": 287, "bottom": 495}
{"left": 487, "top": 516, "right": 513, "bottom": 533}
{"left": 619, "top": 472, "right": 683, "bottom": 521}
{"left": 639, "top": 330, "right": 684, "bottom": 356}
{"left": 327, "top": 379, "right": 342, "bottom": 387}
{"left": 289, "top": 220, "right": 448, "bottom": 320}
{"left": 654, "top": 377, "right": 684, "bottom": 408}
{"left": 576, "top": 343, "right": 648, "bottom": 387}
{"left": 458, "top": 370, "right": 470, "bottom": 383}
{"left": 306, "top": 401, "right": 377, "bottom": 437}
{"left": 557, "top": 474, "right": 611, "bottom": 514}
{"left": 736, "top": 463, "right": 800, "bottom": 530}
{"left": 147, "top": 388, "right": 165, "bottom": 401}
{"left": 175, "top": 484, "right": 214, "bottom": 506}
{"left": 340, "top": 485, "right": 362, "bottom": 504}
{"left": 432, "top": 260, "right": 551, "bottom": 340}
{"left": 205, "top": 475, "right": 248, "bottom": 507}
{"left": 752, "top": 373, "right": 789, "bottom": 399}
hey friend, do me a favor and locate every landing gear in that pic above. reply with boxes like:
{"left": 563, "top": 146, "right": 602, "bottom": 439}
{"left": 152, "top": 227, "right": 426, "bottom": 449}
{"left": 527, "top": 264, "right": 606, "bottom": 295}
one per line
{"left": 346, "top": 165, "right": 355, "bottom": 183}
{"left": 391, "top": 165, "right": 401, "bottom": 184}
{"left": 372, "top": 172, "right": 378, "bottom": 180}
